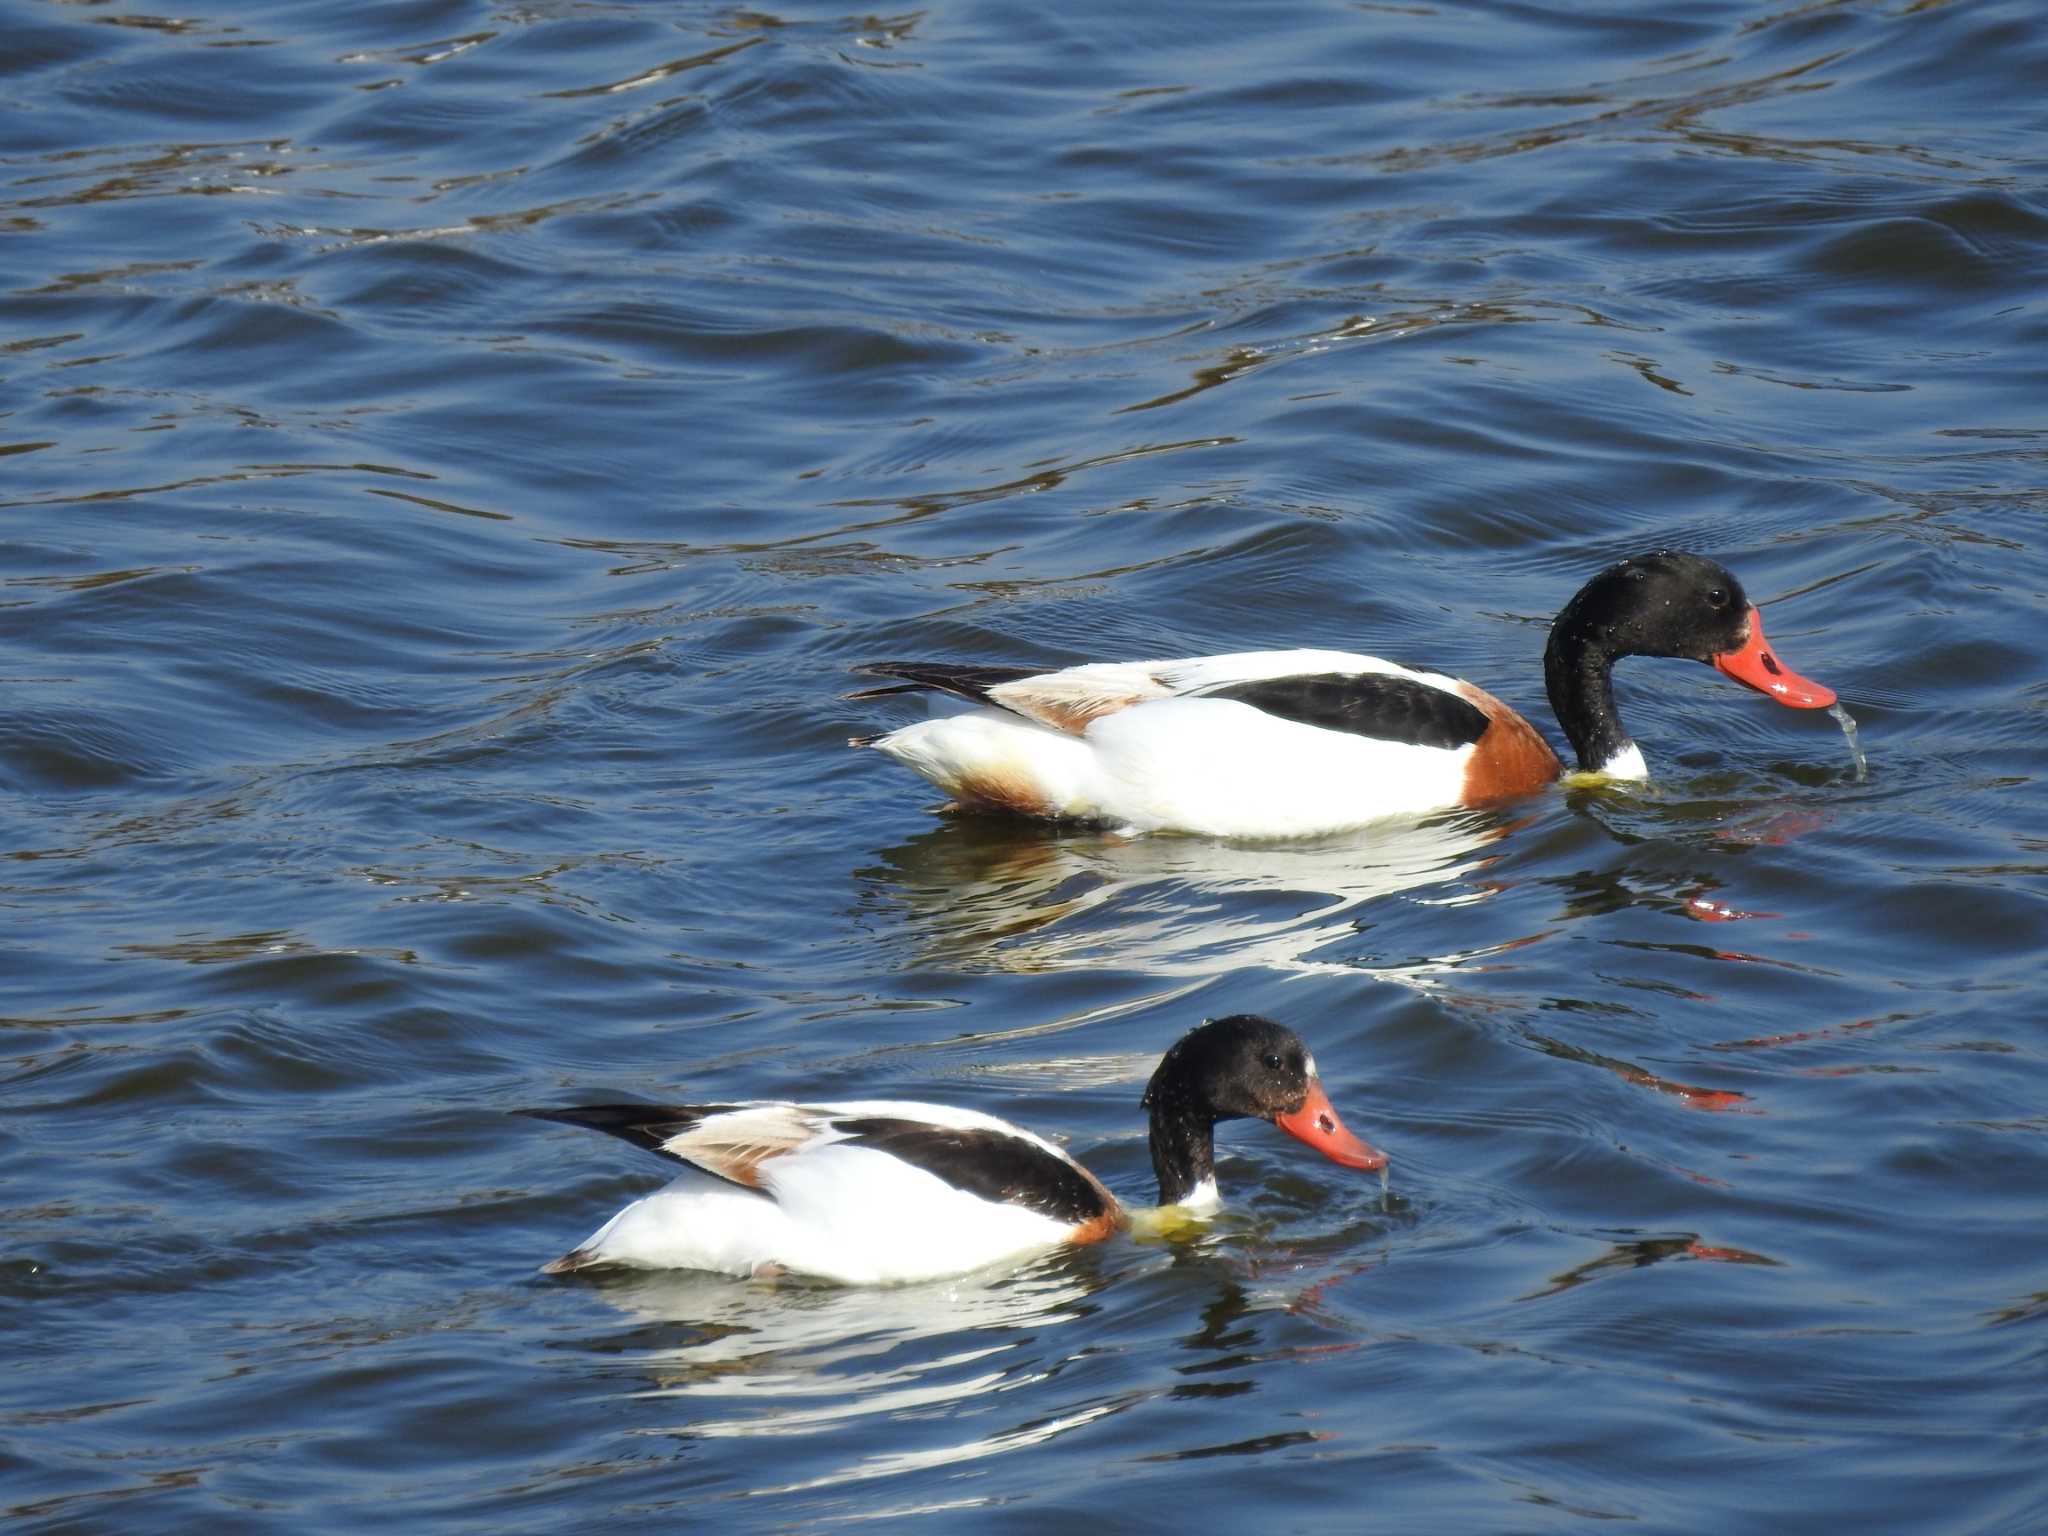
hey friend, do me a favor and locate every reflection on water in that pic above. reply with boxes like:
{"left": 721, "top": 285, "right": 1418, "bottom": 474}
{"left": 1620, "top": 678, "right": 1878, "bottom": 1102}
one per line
{"left": 1522, "top": 1028, "right": 1748, "bottom": 1112}
{"left": 561, "top": 1225, "right": 1411, "bottom": 1496}
{"left": 856, "top": 810, "right": 1519, "bottom": 980}
{"left": 1519, "top": 1232, "right": 1779, "bottom": 1302}
{"left": 568, "top": 1258, "right": 1117, "bottom": 1497}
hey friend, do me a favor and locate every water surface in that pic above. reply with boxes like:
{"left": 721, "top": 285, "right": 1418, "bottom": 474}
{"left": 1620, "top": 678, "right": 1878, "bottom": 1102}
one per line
{"left": 4, "top": 0, "right": 2046, "bottom": 1529}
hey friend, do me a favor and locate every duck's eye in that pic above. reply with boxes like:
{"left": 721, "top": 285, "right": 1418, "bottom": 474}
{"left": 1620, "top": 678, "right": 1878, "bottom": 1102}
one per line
{"left": 1261, "top": 1053, "right": 1284, "bottom": 1072}
{"left": 1706, "top": 587, "right": 1730, "bottom": 609}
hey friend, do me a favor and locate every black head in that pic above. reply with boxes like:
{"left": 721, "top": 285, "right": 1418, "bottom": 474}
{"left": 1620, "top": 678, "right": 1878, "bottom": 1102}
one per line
{"left": 1550, "top": 551, "right": 1753, "bottom": 664}
{"left": 1142, "top": 1014, "right": 1319, "bottom": 1124}
{"left": 1543, "top": 551, "right": 1837, "bottom": 772}
{"left": 1142, "top": 1015, "right": 1384, "bottom": 1184}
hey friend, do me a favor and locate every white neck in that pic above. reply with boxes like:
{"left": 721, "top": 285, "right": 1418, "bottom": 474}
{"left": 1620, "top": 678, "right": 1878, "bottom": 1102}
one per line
{"left": 1594, "top": 741, "right": 1647, "bottom": 780}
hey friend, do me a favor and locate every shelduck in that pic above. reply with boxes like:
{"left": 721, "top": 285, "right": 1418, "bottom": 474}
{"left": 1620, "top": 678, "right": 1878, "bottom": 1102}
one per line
{"left": 522, "top": 1014, "right": 1383, "bottom": 1285}
{"left": 849, "top": 551, "right": 1835, "bottom": 838}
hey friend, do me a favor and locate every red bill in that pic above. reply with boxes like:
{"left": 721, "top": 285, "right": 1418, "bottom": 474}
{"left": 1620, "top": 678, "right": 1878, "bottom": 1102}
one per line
{"left": 1274, "top": 1079, "right": 1388, "bottom": 1172}
{"left": 1712, "top": 608, "right": 1835, "bottom": 708}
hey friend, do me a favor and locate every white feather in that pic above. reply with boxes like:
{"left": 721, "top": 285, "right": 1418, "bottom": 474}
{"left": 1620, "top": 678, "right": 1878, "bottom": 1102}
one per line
{"left": 1154, "top": 649, "right": 1464, "bottom": 695}
{"left": 566, "top": 1154, "right": 1078, "bottom": 1285}
{"left": 1084, "top": 698, "right": 1472, "bottom": 837}
{"left": 1594, "top": 741, "right": 1648, "bottom": 780}
{"left": 869, "top": 651, "right": 1482, "bottom": 838}
{"left": 873, "top": 708, "right": 1099, "bottom": 818}
{"left": 554, "top": 1100, "right": 1102, "bottom": 1285}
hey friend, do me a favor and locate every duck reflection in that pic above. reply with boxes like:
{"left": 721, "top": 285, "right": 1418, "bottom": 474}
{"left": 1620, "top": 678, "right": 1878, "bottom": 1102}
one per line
{"left": 569, "top": 1257, "right": 1095, "bottom": 1402}
{"left": 559, "top": 1258, "right": 1129, "bottom": 1491}
{"left": 853, "top": 809, "right": 1518, "bottom": 980}
{"left": 1520, "top": 1233, "right": 1779, "bottom": 1301}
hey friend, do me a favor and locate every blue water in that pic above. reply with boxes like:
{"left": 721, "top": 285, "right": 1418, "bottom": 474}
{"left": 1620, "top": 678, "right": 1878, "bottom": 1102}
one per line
{"left": 4, "top": 0, "right": 2046, "bottom": 1529}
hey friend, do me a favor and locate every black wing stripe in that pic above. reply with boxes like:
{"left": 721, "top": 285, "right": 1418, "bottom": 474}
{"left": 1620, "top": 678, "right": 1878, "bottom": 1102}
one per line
{"left": 518, "top": 1104, "right": 767, "bottom": 1195}
{"left": 834, "top": 1117, "right": 1110, "bottom": 1226}
{"left": 849, "top": 662, "right": 1041, "bottom": 707}
{"left": 1202, "top": 672, "right": 1488, "bottom": 750}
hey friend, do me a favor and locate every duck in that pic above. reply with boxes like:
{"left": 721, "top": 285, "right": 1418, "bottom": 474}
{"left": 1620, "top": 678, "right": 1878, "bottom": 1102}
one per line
{"left": 521, "top": 1014, "right": 1384, "bottom": 1285}
{"left": 848, "top": 551, "right": 1835, "bottom": 838}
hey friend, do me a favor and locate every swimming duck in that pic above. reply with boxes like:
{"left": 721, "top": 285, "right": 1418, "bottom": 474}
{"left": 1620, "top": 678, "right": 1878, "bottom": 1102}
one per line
{"left": 522, "top": 1014, "right": 1383, "bottom": 1285}
{"left": 849, "top": 551, "right": 1834, "bottom": 838}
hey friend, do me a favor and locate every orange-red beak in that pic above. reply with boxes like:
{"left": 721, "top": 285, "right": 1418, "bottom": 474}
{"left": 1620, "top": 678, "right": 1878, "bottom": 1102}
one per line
{"left": 1711, "top": 608, "right": 1835, "bottom": 708}
{"left": 1273, "top": 1079, "right": 1387, "bottom": 1172}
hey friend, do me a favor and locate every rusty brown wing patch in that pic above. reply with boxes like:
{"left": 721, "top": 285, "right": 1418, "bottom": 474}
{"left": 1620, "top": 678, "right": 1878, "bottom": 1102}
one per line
{"left": 1456, "top": 682, "right": 1563, "bottom": 804}
{"left": 1063, "top": 1203, "right": 1130, "bottom": 1246}
{"left": 850, "top": 660, "right": 1156, "bottom": 737}
{"left": 984, "top": 678, "right": 1159, "bottom": 736}
{"left": 945, "top": 765, "right": 1055, "bottom": 817}
{"left": 519, "top": 1103, "right": 803, "bottom": 1194}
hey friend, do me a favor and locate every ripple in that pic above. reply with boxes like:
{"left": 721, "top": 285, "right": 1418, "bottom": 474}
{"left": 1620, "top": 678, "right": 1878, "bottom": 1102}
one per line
{"left": 3, "top": 0, "right": 2045, "bottom": 1526}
